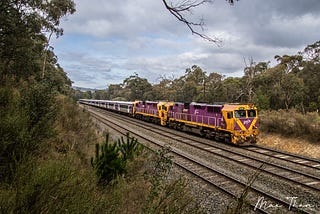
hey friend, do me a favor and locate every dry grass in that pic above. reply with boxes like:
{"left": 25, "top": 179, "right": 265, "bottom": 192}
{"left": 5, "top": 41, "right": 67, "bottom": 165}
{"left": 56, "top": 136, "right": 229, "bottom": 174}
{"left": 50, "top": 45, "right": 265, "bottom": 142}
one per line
{"left": 258, "top": 132, "right": 320, "bottom": 159}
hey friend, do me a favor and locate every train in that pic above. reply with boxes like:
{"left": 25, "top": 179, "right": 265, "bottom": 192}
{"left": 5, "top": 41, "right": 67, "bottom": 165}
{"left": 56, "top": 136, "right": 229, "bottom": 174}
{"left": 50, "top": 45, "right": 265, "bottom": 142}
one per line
{"left": 79, "top": 99, "right": 259, "bottom": 146}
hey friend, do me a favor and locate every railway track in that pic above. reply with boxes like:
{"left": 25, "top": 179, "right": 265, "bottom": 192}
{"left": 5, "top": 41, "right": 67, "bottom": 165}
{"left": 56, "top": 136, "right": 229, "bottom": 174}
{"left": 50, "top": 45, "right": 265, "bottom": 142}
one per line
{"left": 246, "top": 145, "right": 320, "bottom": 170}
{"left": 82, "top": 105, "right": 320, "bottom": 214}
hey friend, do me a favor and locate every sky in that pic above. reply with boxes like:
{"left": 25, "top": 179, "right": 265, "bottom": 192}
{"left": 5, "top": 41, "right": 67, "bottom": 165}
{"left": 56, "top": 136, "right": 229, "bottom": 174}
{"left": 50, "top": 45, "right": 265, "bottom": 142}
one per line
{"left": 52, "top": 0, "right": 320, "bottom": 89}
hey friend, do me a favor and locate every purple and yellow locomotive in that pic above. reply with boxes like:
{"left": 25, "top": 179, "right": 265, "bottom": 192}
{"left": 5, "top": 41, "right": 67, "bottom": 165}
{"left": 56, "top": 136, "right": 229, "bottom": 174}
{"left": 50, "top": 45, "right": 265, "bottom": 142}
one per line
{"left": 79, "top": 99, "right": 259, "bottom": 146}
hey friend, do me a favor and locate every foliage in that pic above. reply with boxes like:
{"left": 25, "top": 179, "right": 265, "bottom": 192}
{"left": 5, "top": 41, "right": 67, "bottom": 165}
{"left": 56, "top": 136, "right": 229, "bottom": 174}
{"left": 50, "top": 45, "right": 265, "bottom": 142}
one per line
{"left": 91, "top": 133, "right": 144, "bottom": 185}
{"left": 0, "top": 81, "right": 57, "bottom": 182}
{"left": 52, "top": 95, "right": 97, "bottom": 160}
{"left": 91, "top": 133, "right": 127, "bottom": 185}
{"left": 0, "top": 159, "right": 97, "bottom": 213}
{"left": 0, "top": 0, "right": 75, "bottom": 82}
{"left": 260, "top": 109, "right": 320, "bottom": 143}
{"left": 143, "top": 146, "right": 202, "bottom": 213}
{"left": 117, "top": 132, "right": 144, "bottom": 161}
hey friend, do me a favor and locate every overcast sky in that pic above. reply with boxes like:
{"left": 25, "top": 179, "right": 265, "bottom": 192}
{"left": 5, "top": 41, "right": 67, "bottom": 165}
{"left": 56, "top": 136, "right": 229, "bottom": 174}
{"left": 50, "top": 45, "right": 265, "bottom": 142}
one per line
{"left": 52, "top": 0, "right": 320, "bottom": 89}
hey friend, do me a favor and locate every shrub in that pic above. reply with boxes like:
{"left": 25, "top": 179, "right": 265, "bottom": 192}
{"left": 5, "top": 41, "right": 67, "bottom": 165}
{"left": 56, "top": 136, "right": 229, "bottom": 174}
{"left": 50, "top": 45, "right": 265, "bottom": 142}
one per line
{"left": 117, "top": 132, "right": 143, "bottom": 161}
{"left": 143, "top": 146, "right": 202, "bottom": 213}
{"left": 259, "top": 109, "right": 320, "bottom": 143}
{"left": 0, "top": 159, "right": 97, "bottom": 213}
{"left": 0, "top": 82, "right": 56, "bottom": 182}
{"left": 91, "top": 133, "right": 126, "bottom": 185}
{"left": 52, "top": 95, "right": 97, "bottom": 161}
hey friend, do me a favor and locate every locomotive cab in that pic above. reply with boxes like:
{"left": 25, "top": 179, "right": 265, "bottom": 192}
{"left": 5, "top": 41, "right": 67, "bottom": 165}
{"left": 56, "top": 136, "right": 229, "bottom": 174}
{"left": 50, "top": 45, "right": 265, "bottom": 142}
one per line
{"left": 157, "top": 102, "right": 174, "bottom": 126}
{"left": 222, "top": 104, "right": 259, "bottom": 145}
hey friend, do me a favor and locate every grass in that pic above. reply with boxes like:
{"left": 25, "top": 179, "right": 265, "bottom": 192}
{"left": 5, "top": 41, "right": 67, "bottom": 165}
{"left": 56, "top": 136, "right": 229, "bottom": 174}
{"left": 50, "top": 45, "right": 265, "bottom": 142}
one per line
{"left": 258, "top": 133, "right": 320, "bottom": 159}
{"left": 259, "top": 109, "right": 320, "bottom": 159}
{"left": 259, "top": 109, "right": 320, "bottom": 144}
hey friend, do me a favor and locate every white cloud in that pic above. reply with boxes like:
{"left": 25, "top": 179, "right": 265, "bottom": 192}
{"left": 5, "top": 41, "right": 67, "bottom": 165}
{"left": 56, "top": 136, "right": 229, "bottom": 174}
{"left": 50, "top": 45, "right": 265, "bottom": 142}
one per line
{"left": 54, "top": 0, "right": 320, "bottom": 89}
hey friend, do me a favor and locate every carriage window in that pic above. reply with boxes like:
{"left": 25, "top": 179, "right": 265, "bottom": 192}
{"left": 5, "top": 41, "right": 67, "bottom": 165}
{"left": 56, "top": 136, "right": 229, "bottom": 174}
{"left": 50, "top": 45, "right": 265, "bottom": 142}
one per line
{"left": 194, "top": 105, "right": 201, "bottom": 109}
{"left": 248, "top": 110, "right": 256, "bottom": 117}
{"left": 235, "top": 110, "right": 246, "bottom": 118}
{"left": 214, "top": 107, "right": 220, "bottom": 113}
{"left": 207, "top": 107, "right": 213, "bottom": 113}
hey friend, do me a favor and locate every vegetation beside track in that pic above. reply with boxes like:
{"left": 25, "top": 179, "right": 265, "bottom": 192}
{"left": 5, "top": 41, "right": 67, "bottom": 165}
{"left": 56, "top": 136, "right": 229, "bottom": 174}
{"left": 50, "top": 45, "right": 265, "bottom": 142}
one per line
{"left": 1, "top": 97, "right": 202, "bottom": 213}
{"left": 258, "top": 109, "right": 320, "bottom": 159}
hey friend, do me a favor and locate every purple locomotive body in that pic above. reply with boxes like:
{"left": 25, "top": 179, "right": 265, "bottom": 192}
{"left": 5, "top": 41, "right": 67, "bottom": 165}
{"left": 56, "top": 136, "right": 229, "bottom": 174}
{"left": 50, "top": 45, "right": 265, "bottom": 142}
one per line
{"left": 168, "top": 102, "right": 224, "bottom": 128}
{"left": 135, "top": 101, "right": 158, "bottom": 116}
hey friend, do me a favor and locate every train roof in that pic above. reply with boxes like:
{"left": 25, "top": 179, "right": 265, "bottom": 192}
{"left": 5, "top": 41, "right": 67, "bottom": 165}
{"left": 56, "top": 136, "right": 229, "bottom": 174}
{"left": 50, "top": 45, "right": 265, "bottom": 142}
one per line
{"left": 190, "top": 102, "right": 223, "bottom": 107}
{"left": 79, "top": 99, "right": 134, "bottom": 105}
{"left": 223, "top": 103, "right": 257, "bottom": 111}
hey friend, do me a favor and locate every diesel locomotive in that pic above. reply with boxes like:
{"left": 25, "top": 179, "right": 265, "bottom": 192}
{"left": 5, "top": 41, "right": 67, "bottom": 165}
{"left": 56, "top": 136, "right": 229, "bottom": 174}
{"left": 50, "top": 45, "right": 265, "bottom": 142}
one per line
{"left": 79, "top": 99, "right": 259, "bottom": 146}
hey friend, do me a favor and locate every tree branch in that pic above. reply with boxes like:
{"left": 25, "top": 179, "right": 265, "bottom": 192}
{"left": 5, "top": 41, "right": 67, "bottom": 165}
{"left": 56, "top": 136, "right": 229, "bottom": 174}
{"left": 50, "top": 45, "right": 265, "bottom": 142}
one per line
{"left": 162, "top": 0, "right": 237, "bottom": 44}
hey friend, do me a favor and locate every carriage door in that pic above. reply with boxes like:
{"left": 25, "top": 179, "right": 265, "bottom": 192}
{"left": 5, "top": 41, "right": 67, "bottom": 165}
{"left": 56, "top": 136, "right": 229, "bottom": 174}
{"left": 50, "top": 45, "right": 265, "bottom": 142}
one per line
{"left": 158, "top": 103, "right": 167, "bottom": 126}
{"left": 223, "top": 111, "right": 234, "bottom": 130}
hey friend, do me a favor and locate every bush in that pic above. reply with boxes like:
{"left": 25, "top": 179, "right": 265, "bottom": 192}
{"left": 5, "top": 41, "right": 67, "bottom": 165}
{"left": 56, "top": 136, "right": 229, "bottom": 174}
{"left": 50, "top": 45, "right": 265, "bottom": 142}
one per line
{"left": 91, "top": 133, "right": 126, "bottom": 185}
{"left": 117, "top": 132, "right": 143, "bottom": 161}
{"left": 143, "top": 146, "right": 202, "bottom": 213}
{"left": 0, "top": 81, "right": 56, "bottom": 181}
{"left": 52, "top": 95, "right": 97, "bottom": 161}
{"left": 0, "top": 159, "right": 97, "bottom": 213}
{"left": 259, "top": 109, "right": 320, "bottom": 143}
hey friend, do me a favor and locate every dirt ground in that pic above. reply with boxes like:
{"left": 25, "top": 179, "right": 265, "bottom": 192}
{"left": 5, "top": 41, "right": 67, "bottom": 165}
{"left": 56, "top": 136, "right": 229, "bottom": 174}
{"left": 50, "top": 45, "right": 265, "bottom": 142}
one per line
{"left": 258, "top": 132, "right": 320, "bottom": 160}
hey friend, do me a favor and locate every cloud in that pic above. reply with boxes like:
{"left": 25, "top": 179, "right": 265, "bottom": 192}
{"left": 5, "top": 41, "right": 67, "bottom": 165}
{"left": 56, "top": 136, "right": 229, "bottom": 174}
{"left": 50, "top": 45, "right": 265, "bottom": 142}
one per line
{"left": 53, "top": 0, "right": 320, "bottom": 89}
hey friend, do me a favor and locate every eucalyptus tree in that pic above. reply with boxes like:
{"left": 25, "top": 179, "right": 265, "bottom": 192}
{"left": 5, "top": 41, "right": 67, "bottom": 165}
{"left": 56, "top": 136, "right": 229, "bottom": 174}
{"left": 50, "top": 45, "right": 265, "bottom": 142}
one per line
{"left": 122, "top": 73, "right": 153, "bottom": 101}
{"left": 0, "top": 0, "right": 76, "bottom": 82}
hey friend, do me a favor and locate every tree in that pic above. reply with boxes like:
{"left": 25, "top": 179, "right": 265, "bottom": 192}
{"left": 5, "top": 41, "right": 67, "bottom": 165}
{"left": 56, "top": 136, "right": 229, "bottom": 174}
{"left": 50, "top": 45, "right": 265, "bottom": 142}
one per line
{"left": 107, "top": 84, "right": 124, "bottom": 100}
{"left": 274, "top": 54, "right": 304, "bottom": 74}
{"left": 206, "top": 72, "right": 224, "bottom": 102}
{"left": 92, "top": 90, "right": 108, "bottom": 100}
{"left": 149, "top": 76, "right": 175, "bottom": 101}
{"left": 280, "top": 73, "right": 305, "bottom": 110}
{"left": 0, "top": 0, "right": 76, "bottom": 181}
{"left": 242, "top": 59, "right": 269, "bottom": 102}
{"left": 162, "top": 0, "right": 238, "bottom": 43}
{"left": 301, "top": 40, "right": 320, "bottom": 63}
{"left": 0, "top": 0, "right": 76, "bottom": 82}
{"left": 221, "top": 77, "right": 243, "bottom": 102}
{"left": 122, "top": 73, "right": 153, "bottom": 101}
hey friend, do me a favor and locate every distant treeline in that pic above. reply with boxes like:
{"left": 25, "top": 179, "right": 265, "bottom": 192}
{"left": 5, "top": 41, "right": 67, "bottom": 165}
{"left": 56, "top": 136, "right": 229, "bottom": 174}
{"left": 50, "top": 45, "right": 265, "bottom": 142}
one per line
{"left": 75, "top": 41, "right": 320, "bottom": 113}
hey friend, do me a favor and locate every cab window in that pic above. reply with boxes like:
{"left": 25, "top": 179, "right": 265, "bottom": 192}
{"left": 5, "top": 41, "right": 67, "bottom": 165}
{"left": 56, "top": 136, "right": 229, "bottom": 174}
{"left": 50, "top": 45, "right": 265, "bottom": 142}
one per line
{"left": 248, "top": 110, "right": 256, "bottom": 117}
{"left": 235, "top": 110, "right": 246, "bottom": 118}
{"left": 227, "top": 112, "right": 233, "bottom": 119}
